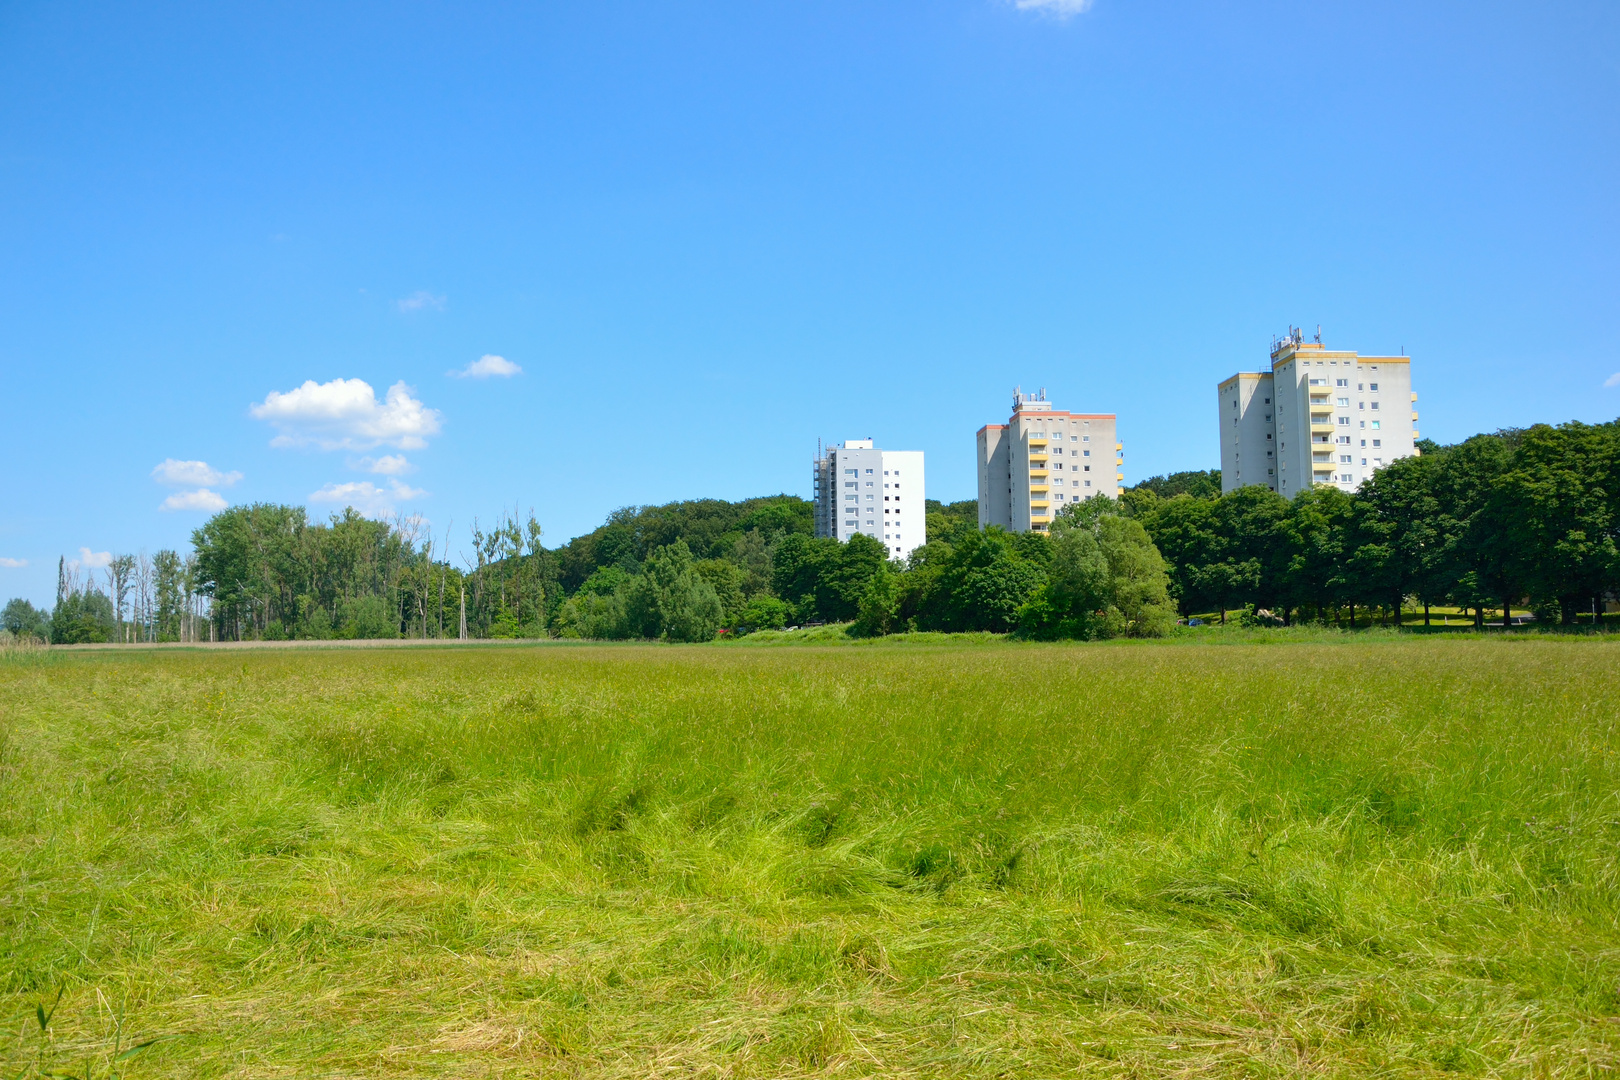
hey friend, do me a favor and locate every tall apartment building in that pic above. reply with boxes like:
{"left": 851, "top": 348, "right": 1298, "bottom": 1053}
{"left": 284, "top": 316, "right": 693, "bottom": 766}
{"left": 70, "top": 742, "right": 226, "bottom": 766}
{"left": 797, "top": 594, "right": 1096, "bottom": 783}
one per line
{"left": 977, "top": 389, "right": 1121, "bottom": 533}
{"left": 1218, "top": 328, "right": 1419, "bottom": 496}
{"left": 812, "top": 439, "right": 926, "bottom": 560}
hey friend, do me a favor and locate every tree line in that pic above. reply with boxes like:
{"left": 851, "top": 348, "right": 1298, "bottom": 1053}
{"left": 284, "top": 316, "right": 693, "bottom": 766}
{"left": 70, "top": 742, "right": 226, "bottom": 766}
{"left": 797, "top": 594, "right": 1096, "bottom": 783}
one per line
{"left": 4, "top": 417, "right": 1614, "bottom": 645}
{"left": 1127, "top": 420, "right": 1619, "bottom": 627}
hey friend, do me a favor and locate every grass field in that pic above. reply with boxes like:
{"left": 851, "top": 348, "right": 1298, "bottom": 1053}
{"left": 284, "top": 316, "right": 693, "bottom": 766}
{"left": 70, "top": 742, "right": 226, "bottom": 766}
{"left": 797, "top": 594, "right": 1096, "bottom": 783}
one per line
{"left": 3, "top": 639, "right": 1619, "bottom": 1077}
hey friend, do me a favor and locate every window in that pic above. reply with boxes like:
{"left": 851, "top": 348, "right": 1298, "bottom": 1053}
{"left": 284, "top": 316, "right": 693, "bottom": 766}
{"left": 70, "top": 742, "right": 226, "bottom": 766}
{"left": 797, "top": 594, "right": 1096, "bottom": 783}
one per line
{"left": 1337, "top": 397, "right": 1350, "bottom": 406}
{"left": 1372, "top": 439, "right": 1381, "bottom": 447}
{"left": 1264, "top": 397, "right": 1271, "bottom": 404}
{"left": 1371, "top": 420, "right": 1381, "bottom": 429}
{"left": 1370, "top": 402, "right": 1379, "bottom": 411}
{"left": 1357, "top": 383, "right": 1364, "bottom": 391}
{"left": 844, "top": 481, "right": 857, "bottom": 488}
{"left": 1337, "top": 416, "right": 1350, "bottom": 426}
{"left": 883, "top": 470, "right": 889, "bottom": 476}
{"left": 866, "top": 519, "right": 874, "bottom": 526}
{"left": 1070, "top": 435, "right": 1078, "bottom": 442}
{"left": 1082, "top": 435, "right": 1090, "bottom": 442}
{"left": 1359, "top": 402, "right": 1365, "bottom": 410}
{"left": 1266, "top": 433, "right": 1273, "bottom": 440}
{"left": 865, "top": 469, "right": 874, "bottom": 474}
{"left": 1369, "top": 382, "right": 1379, "bottom": 391}
{"left": 866, "top": 481, "right": 874, "bottom": 487}
{"left": 1085, "top": 480, "right": 1091, "bottom": 487}
{"left": 1340, "top": 455, "right": 1352, "bottom": 463}
{"left": 844, "top": 519, "right": 857, "bottom": 526}
{"left": 845, "top": 469, "right": 858, "bottom": 476}
{"left": 1340, "top": 473, "right": 1353, "bottom": 483}
{"left": 1336, "top": 379, "right": 1349, "bottom": 387}
{"left": 1084, "top": 465, "right": 1091, "bottom": 472}
{"left": 1360, "top": 457, "right": 1368, "bottom": 465}
{"left": 1083, "top": 449, "right": 1090, "bottom": 456}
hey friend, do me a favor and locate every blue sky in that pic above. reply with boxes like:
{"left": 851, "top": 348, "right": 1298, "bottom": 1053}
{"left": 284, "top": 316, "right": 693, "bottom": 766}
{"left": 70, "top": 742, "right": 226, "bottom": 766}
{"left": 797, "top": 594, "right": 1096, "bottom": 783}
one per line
{"left": 2, "top": 0, "right": 1617, "bottom": 604}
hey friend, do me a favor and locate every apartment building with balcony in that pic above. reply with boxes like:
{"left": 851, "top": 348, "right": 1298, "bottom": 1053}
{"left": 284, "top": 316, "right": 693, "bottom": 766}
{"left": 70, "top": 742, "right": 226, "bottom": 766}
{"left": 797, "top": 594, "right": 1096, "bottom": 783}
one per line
{"left": 812, "top": 439, "right": 926, "bottom": 560}
{"left": 977, "top": 389, "right": 1122, "bottom": 533}
{"left": 1218, "top": 328, "right": 1419, "bottom": 496}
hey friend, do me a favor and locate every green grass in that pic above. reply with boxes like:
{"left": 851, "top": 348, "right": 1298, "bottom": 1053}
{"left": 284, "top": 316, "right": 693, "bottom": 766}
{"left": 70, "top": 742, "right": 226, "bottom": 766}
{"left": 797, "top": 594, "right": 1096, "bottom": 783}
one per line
{"left": 2, "top": 640, "right": 1619, "bottom": 1077}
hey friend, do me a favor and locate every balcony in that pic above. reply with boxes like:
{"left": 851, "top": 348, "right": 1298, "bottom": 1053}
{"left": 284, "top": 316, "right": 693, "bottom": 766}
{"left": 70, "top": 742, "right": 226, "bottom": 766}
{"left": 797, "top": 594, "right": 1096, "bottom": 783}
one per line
{"left": 1029, "top": 456, "right": 1047, "bottom": 466}
{"left": 1029, "top": 486, "right": 1049, "bottom": 495}
{"left": 1029, "top": 440, "right": 1047, "bottom": 449}
{"left": 1310, "top": 417, "right": 1336, "bottom": 430}
{"left": 1028, "top": 470, "right": 1048, "bottom": 480}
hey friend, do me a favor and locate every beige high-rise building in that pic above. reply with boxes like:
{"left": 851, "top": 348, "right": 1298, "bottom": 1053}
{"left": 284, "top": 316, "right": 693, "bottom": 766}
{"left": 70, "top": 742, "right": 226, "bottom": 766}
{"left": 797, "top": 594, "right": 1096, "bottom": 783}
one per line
{"left": 977, "top": 389, "right": 1121, "bottom": 533}
{"left": 1218, "top": 327, "right": 1420, "bottom": 497}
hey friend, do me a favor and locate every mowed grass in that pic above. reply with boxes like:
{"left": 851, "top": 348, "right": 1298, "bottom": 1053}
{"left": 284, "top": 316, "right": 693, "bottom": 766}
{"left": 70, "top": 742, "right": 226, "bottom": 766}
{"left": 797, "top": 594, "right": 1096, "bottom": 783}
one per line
{"left": 2, "top": 640, "right": 1619, "bottom": 1078}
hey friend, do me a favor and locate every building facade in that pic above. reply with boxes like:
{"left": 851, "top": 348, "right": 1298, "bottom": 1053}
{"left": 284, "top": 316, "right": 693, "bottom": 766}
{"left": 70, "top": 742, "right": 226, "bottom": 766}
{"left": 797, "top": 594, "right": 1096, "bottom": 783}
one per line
{"left": 977, "top": 389, "right": 1122, "bottom": 533}
{"left": 1218, "top": 328, "right": 1419, "bottom": 496}
{"left": 813, "top": 439, "right": 926, "bottom": 560}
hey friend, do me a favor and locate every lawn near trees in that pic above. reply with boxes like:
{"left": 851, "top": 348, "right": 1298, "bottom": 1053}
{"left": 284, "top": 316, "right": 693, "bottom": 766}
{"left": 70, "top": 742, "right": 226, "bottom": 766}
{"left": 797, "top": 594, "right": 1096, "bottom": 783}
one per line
{"left": 3, "top": 637, "right": 1619, "bottom": 1077}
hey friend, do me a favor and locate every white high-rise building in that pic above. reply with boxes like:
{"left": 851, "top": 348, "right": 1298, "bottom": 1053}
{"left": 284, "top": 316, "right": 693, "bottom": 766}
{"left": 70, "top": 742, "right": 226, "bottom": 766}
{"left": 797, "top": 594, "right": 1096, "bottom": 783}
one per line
{"left": 977, "top": 389, "right": 1121, "bottom": 533}
{"left": 813, "top": 439, "right": 926, "bottom": 560}
{"left": 1218, "top": 328, "right": 1420, "bottom": 496}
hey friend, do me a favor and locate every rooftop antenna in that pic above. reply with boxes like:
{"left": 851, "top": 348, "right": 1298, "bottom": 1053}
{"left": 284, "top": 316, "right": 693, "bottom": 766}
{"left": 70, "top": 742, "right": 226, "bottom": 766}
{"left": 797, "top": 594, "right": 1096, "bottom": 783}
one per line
{"left": 1314, "top": 324, "right": 1322, "bottom": 344}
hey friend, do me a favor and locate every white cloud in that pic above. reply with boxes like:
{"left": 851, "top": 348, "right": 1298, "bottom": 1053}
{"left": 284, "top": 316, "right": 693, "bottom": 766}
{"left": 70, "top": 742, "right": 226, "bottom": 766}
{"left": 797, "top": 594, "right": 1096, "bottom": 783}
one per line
{"left": 160, "top": 489, "right": 229, "bottom": 512}
{"left": 250, "top": 378, "right": 443, "bottom": 451}
{"left": 151, "top": 459, "right": 242, "bottom": 487}
{"left": 355, "top": 454, "right": 414, "bottom": 475}
{"left": 1010, "top": 0, "right": 1094, "bottom": 15}
{"left": 450, "top": 354, "right": 522, "bottom": 379}
{"left": 77, "top": 548, "right": 112, "bottom": 570}
{"left": 396, "top": 290, "right": 447, "bottom": 313}
{"left": 1605, "top": 372, "right": 1620, "bottom": 388}
{"left": 309, "top": 478, "right": 428, "bottom": 517}
{"left": 0, "top": 557, "right": 26, "bottom": 568}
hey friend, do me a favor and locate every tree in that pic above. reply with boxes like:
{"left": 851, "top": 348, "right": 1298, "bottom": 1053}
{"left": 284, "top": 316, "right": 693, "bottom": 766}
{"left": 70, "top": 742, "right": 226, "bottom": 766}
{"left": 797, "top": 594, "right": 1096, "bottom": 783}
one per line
{"left": 1020, "top": 500, "right": 1175, "bottom": 639}
{"left": 1, "top": 598, "right": 50, "bottom": 642}
{"left": 51, "top": 588, "right": 113, "bottom": 644}
{"left": 1095, "top": 515, "right": 1177, "bottom": 637}
{"left": 1131, "top": 470, "right": 1222, "bottom": 500}
{"left": 1280, "top": 485, "right": 1355, "bottom": 622}
{"left": 770, "top": 532, "right": 888, "bottom": 623}
{"left": 153, "top": 549, "right": 186, "bottom": 641}
{"left": 1488, "top": 423, "right": 1618, "bottom": 623}
{"left": 851, "top": 566, "right": 900, "bottom": 637}
{"left": 108, "top": 554, "right": 136, "bottom": 641}
{"left": 625, "top": 540, "right": 724, "bottom": 642}
{"left": 910, "top": 527, "right": 1048, "bottom": 633}
{"left": 1432, "top": 434, "right": 1516, "bottom": 626}
{"left": 1351, "top": 453, "right": 1445, "bottom": 623}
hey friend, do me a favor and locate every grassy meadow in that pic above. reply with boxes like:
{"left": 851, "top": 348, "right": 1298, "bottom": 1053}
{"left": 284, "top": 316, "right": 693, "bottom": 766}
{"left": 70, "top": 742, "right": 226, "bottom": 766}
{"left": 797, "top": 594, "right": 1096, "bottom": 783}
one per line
{"left": 3, "top": 638, "right": 1619, "bottom": 1077}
